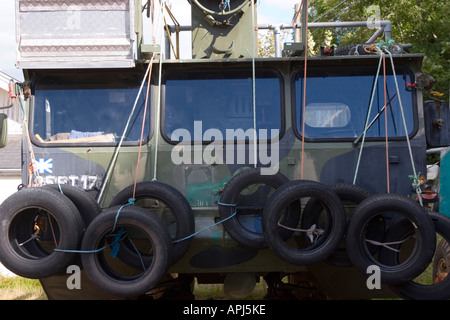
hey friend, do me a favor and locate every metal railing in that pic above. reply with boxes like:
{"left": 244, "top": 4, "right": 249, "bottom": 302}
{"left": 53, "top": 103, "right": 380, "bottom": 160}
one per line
{"left": 164, "top": 20, "right": 392, "bottom": 58}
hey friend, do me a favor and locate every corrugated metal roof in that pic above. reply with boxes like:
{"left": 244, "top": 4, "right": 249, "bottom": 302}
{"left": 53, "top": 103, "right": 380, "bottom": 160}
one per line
{"left": 0, "top": 71, "right": 18, "bottom": 92}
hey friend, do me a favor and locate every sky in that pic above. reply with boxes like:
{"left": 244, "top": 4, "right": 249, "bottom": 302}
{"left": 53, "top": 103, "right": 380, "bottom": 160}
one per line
{"left": 0, "top": 0, "right": 300, "bottom": 81}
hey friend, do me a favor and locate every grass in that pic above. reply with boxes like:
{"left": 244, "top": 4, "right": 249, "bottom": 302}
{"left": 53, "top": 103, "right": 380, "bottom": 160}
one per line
{"left": 193, "top": 279, "right": 267, "bottom": 300}
{"left": 0, "top": 275, "right": 267, "bottom": 301}
{"left": 411, "top": 235, "right": 443, "bottom": 286}
{"left": 0, "top": 276, "right": 46, "bottom": 300}
{"left": 0, "top": 270, "right": 440, "bottom": 300}
{"left": 0, "top": 235, "right": 443, "bottom": 301}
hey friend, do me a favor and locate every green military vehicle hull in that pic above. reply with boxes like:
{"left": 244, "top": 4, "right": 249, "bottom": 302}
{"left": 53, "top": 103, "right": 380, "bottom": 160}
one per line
{"left": 23, "top": 55, "right": 435, "bottom": 299}
{"left": 1, "top": 0, "right": 449, "bottom": 300}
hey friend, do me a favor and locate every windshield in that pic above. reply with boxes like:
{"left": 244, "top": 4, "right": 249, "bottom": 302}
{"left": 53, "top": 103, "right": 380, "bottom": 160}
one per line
{"left": 294, "top": 67, "right": 416, "bottom": 140}
{"left": 32, "top": 71, "right": 150, "bottom": 145}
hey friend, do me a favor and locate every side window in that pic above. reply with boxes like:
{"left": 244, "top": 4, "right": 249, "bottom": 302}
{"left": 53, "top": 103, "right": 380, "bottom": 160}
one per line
{"left": 163, "top": 69, "right": 283, "bottom": 142}
{"left": 295, "top": 69, "right": 416, "bottom": 140}
{"left": 32, "top": 73, "right": 150, "bottom": 145}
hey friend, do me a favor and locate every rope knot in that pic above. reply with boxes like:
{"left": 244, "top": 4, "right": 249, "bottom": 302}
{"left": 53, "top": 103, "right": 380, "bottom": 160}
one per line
{"left": 376, "top": 38, "right": 394, "bottom": 52}
{"left": 408, "top": 173, "right": 423, "bottom": 189}
{"left": 110, "top": 226, "right": 125, "bottom": 258}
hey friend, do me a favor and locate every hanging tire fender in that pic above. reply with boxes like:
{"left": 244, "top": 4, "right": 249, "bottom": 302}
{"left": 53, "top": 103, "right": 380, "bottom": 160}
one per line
{"left": 109, "top": 181, "right": 194, "bottom": 265}
{"left": 301, "top": 183, "right": 378, "bottom": 267}
{"left": 218, "top": 167, "right": 298, "bottom": 249}
{"left": 262, "top": 180, "right": 347, "bottom": 265}
{"left": 0, "top": 187, "right": 83, "bottom": 278}
{"left": 80, "top": 205, "right": 172, "bottom": 297}
{"left": 383, "top": 212, "right": 450, "bottom": 299}
{"left": 43, "top": 184, "right": 101, "bottom": 227}
{"left": 345, "top": 193, "right": 436, "bottom": 284}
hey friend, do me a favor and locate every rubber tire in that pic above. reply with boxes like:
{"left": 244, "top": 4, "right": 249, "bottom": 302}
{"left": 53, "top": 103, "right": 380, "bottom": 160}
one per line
{"left": 384, "top": 212, "right": 450, "bottom": 300}
{"left": 81, "top": 205, "right": 172, "bottom": 297}
{"left": 43, "top": 184, "right": 101, "bottom": 227}
{"left": 334, "top": 44, "right": 371, "bottom": 56}
{"left": 262, "top": 180, "right": 347, "bottom": 265}
{"left": 345, "top": 193, "right": 436, "bottom": 284}
{"left": 0, "top": 187, "right": 83, "bottom": 278}
{"left": 109, "top": 181, "right": 194, "bottom": 265}
{"left": 218, "top": 168, "right": 297, "bottom": 249}
{"left": 302, "top": 183, "right": 376, "bottom": 267}
{"left": 433, "top": 237, "right": 450, "bottom": 281}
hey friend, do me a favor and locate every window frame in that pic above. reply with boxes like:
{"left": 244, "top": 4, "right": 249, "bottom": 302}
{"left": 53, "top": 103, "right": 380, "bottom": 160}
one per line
{"left": 29, "top": 69, "right": 154, "bottom": 148}
{"left": 291, "top": 65, "right": 419, "bottom": 143}
{"left": 161, "top": 66, "right": 286, "bottom": 145}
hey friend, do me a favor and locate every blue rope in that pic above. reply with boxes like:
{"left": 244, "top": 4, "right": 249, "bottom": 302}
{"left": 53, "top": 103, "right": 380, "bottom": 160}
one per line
{"left": 126, "top": 236, "right": 146, "bottom": 271}
{"left": 54, "top": 231, "right": 127, "bottom": 254}
{"left": 113, "top": 198, "right": 135, "bottom": 232}
{"left": 220, "top": 0, "right": 230, "bottom": 11}
{"left": 173, "top": 197, "right": 237, "bottom": 243}
{"left": 217, "top": 195, "right": 236, "bottom": 207}
{"left": 54, "top": 199, "right": 136, "bottom": 254}
{"left": 173, "top": 210, "right": 237, "bottom": 243}
{"left": 57, "top": 181, "right": 64, "bottom": 194}
{"left": 110, "top": 227, "right": 125, "bottom": 258}
{"left": 56, "top": 197, "right": 239, "bottom": 256}
{"left": 54, "top": 246, "right": 109, "bottom": 254}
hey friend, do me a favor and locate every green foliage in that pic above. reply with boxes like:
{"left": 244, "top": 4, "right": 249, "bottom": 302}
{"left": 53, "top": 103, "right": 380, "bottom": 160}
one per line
{"left": 308, "top": 0, "right": 449, "bottom": 101}
{"left": 258, "top": 1, "right": 448, "bottom": 100}
{"left": 258, "top": 30, "right": 292, "bottom": 58}
{"left": 258, "top": 31, "right": 276, "bottom": 58}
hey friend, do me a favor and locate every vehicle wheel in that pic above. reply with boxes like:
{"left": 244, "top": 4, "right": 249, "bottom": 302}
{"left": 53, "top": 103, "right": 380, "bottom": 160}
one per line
{"left": 81, "top": 205, "right": 172, "bottom": 297}
{"left": 301, "top": 183, "right": 380, "bottom": 267}
{"left": 218, "top": 168, "right": 298, "bottom": 249}
{"left": 0, "top": 187, "right": 83, "bottom": 278}
{"left": 384, "top": 213, "right": 450, "bottom": 300}
{"left": 345, "top": 193, "right": 436, "bottom": 284}
{"left": 263, "top": 180, "right": 346, "bottom": 265}
{"left": 109, "top": 181, "right": 194, "bottom": 265}
{"left": 43, "top": 184, "right": 101, "bottom": 227}
{"left": 433, "top": 238, "right": 450, "bottom": 283}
